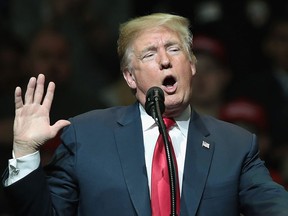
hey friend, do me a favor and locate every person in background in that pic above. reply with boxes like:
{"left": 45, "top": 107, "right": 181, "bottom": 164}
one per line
{"left": 262, "top": 15, "right": 288, "bottom": 101}
{"left": 253, "top": 15, "right": 288, "bottom": 187}
{"left": 10, "top": 0, "right": 132, "bottom": 102}
{"left": 99, "top": 77, "right": 136, "bottom": 107}
{"left": 23, "top": 26, "right": 105, "bottom": 164}
{"left": 191, "top": 34, "right": 232, "bottom": 117}
{"left": 2, "top": 13, "right": 288, "bottom": 215}
{"left": 230, "top": 14, "right": 288, "bottom": 153}
{"left": 261, "top": 14, "right": 288, "bottom": 138}
{"left": 0, "top": 31, "right": 26, "bottom": 216}
{"left": 219, "top": 97, "right": 270, "bottom": 159}
{"left": 219, "top": 97, "right": 288, "bottom": 190}
{"left": 227, "top": 15, "right": 288, "bottom": 190}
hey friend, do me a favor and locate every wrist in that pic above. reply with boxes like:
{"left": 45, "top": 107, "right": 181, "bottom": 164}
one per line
{"left": 13, "top": 141, "right": 38, "bottom": 158}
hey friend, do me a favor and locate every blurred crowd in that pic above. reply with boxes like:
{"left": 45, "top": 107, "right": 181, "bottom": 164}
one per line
{"left": 1, "top": 0, "right": 288, "bottom": 214}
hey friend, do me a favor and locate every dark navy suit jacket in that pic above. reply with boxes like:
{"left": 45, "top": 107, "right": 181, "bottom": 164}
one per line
{"left": 3, "top": 103, "right": 288, "bottom": 215}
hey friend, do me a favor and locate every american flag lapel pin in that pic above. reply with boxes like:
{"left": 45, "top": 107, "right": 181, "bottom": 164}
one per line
{"left": 202, "top": 141, "right": 210, "bottom": 149}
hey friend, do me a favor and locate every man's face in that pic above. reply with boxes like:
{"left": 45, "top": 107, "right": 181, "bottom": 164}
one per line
{"left": 28, "top": 32, "right": 71, "bottom": 85}
{"left": 192, "top": 53, "right": 230, "bottom": 105}
{"left": 123, "top": 27, "right": 196, "bottom": 117}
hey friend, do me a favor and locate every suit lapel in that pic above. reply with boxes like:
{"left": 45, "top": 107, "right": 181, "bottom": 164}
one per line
{"left": 181, "top": 111, "right": 215, "bottom": 216}
{"left": 114, "top": 103, "right": 151, "bottom": 216}
{"left": 114, "top": 105, "right": 214, "bottom": 215}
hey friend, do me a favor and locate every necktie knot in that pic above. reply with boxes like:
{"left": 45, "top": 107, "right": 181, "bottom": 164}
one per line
{"left": 163, "top": 117, "right": 175, "bottom": 130}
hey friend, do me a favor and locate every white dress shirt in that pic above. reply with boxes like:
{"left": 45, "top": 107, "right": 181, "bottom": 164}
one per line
{"left": 140, "top": 104, "right": 190, "bottom": 196}
{"left": 5, "top": 151, "right": 40, "bottom": 186}
{"left": 5, "top": 104, "right": 191, "bottom": 194}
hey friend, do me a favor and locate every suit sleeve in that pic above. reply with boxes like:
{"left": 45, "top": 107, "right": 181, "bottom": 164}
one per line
{"left": 2, "top": 166, "right": 54, "bottom": 216}
{"left": 239, "top": 134, "right": 288, "bottom": 216}
{"left": 2, "top": 123, "right": 79, "bottom": 216}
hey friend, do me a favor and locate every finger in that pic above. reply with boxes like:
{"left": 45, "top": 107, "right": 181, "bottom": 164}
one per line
{"left": 24, "top": 77, "right": 36, "bottom": 104}
{"left": 15, "top": 86, "right": 23, "bottom": 110}
{"left": 33, "top": 74, "right": 46, "bottom": 104}
{"left": 51, "top": 120, "right": 71, "bottom": 137}
{"left": 42, "top": 81, "right": 56, "bottom": 111}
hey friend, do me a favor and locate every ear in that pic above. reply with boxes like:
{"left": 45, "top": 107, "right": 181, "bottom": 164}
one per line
{"left": 123, "top": 69, "right": 137, "bottom": 89}
{"left": 190, "top": 62, "right": 196, "bottom": 76}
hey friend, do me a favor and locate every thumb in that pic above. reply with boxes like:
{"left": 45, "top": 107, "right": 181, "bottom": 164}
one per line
{"left": 51, "top": 120, "right": 71, "bottom": 136}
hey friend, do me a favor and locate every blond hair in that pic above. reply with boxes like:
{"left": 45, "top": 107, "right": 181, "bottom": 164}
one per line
{"left": 117, "top": 13, "right": 196, "bottom": 72}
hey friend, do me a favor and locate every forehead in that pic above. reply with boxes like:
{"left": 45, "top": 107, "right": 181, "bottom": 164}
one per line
{"left": 132, "top": 27, "right": 181, "bottom": 51}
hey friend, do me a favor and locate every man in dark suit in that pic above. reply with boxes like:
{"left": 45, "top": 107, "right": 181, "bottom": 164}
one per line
{"left": 2, "top": 13, "right": 288, "bottom": 215}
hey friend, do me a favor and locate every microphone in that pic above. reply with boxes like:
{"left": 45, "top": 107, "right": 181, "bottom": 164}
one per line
{"left": 145, "top": 86, "right": 178, "bottom": 216}
{"left": 145, "top": 87, "right": 165, "bottom": 123}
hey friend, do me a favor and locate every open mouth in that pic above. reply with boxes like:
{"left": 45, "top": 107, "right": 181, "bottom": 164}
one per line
{"left": 162, "top": 76, "right": 177, "bottom": 94}
{"left": 163, "top": 76, "right": 176, "bottom": 87}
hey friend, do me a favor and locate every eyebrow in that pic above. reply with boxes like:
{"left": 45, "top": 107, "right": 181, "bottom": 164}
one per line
{"left": 164, "top": 41, "right": 180, "bottom": 48}
{"left": 140, "top": 45, "right": 157, "bottom": 55}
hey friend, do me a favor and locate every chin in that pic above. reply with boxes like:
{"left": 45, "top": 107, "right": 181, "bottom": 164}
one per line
{"left": 164, "top": 101, "right": 187, "bottom": 116}
{"left": 165, "top": 95, "right": 188, "bottom": 107}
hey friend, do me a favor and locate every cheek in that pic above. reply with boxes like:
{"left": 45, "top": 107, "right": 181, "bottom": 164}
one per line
{"left": 181, "top": 71, "right": 194, "bottom": 88}
{"left": 134, "top": 70, "right": 156, "bottom": 87}
{"left": 134, "top": 78, "right": 151, "bottom": 94}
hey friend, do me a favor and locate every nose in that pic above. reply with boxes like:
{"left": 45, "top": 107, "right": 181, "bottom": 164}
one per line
{"left": 159, "top": 50, "right": 172, "bottom": 70}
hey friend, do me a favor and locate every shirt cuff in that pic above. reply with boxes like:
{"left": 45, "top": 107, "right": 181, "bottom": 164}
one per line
{"left": 5, "top": 151, "right": 40, "bottom": 186}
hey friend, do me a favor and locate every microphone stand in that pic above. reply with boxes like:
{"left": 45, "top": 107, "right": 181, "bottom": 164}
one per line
{"left": 154, "top": 98, "right": 178, "bottom": 216}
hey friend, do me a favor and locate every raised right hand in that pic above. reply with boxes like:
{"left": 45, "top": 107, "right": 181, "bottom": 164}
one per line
{"left": 13, "top": 74, "right": 71, "bottom": 158}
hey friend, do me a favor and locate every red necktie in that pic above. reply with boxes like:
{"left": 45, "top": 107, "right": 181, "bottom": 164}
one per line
{"left": 151, "top": 117, "right": 180, "bottom": 216}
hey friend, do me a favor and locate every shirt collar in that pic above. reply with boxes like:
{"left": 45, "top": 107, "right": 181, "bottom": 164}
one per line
{"left": 139, "top": 104, "right": 191, "bottom": 136}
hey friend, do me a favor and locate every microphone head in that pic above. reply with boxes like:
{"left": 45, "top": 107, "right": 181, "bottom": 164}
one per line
{"left": 145, "top": 86, "right": 165, "bottom": 117}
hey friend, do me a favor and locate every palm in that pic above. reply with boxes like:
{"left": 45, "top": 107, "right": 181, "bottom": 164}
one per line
{"left": 15, "top": 102, "right": 53, "bottom": 147}
{"left": 13, "top": 74, "right": 70, "bottom": 157}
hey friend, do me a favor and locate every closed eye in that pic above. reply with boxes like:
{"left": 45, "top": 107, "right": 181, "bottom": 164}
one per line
{"left": 143, "top": 52, "right": 155, "bottom": 58}
{"left": 167, "top": 45, "right": 181, "bottom": 54}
